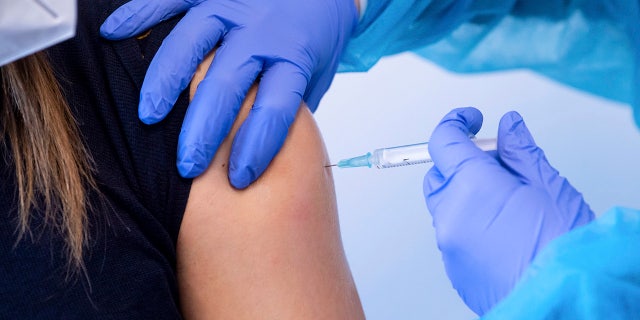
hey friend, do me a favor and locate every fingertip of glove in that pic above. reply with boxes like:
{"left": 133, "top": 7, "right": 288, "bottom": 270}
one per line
{"left": 499, "top": 111, "right": 524, "bottom": 132}
{"left": 99, "top": 22, "right": 114, "bottom": 38}
{"left": 139, "top": 115, "right": 160, "bottom": 125}
{"left": 229, "top": 176, "right": 251, "bottom": 190}
{"left": 500, "top": 111, "right": 533, "bottom": 140}
{"left": 228, "top": 151, "right": 265, "bottom": 190}
{"left": 228, "top": 166, "right": 255, "bottom": 190}
{"left": 100, "top": 4, "right": 138, "bottom": 39}
{"left": 138, "top": 97, "right": 171, "bottom": 124}
{"left": 177, "top": 145, "right": 209, "bottom": 178}
{"left": 447, "top": 106, "right": 481, "bottom": 120}
{"left": 177, "top": 160, "right": 205, "bottom": 179}
{"left": 498, "top": 111, "right": 539, "bottom": 157}
{"left": 99, "top": 14, "right": 127, "bottom": 39}
{"left": 441, "top": 107, "right": 483, "bottom": 134}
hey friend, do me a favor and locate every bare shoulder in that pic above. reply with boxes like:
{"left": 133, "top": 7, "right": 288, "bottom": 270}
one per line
{"left": 177, "top": 53, "right": 364, "bottom": 319}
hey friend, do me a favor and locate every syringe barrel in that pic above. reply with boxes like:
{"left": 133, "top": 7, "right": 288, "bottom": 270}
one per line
{"left": 369, "top": 138, "right": 497, "bottom": 169}
{"left": 370, "top": 143, "right": 430, "bottom": 168}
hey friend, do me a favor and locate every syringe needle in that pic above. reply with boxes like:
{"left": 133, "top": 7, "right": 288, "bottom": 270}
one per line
{"left": 324, "top": 164, "right": 337, "bottom": 168}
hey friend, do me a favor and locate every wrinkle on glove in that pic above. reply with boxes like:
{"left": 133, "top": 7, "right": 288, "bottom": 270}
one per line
{"left": 423, "top": 107, "right": 594, "bottom": 315}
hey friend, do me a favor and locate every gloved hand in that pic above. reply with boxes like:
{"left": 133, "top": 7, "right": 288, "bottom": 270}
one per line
{"left": 423, "top": 107, "right": 594, "bottom": 315}
{"left": 100, "top": 0, "right": 358, "bottom": 188}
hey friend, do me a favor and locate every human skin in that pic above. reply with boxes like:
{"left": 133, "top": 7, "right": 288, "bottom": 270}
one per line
{"left": 176, "top": 52, "right": 365, "bottom": 319}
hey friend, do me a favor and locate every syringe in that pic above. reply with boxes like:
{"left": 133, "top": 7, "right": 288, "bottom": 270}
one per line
{"left": 328, "top": 138, "right": 497, "bottom": 169}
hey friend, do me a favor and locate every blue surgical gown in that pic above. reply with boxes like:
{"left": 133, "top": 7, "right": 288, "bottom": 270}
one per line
{"left": 340, "top": 0, "right": 640, "bottom": 127}
{"left": 339, "top": 1, "right": 640, "bottom": 317}
{"left": 482, "top": 207, "right": 640, "bottom": 319}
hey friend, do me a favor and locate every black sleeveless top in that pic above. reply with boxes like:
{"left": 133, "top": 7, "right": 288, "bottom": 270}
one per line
{"left": 0, "top": 1, "right": 191, "bottom": 318}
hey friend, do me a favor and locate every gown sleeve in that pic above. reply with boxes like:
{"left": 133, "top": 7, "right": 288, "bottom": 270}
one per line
{"left": 340, "top": 0, "right": 640, "bottom": 126}
{"left": 481, "top": 206, "right": 640, "bottom": 319}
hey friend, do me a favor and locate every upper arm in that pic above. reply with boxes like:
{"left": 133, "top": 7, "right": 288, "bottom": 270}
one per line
{"left": 176, "top": 53, "right": 364, "bottom": 319}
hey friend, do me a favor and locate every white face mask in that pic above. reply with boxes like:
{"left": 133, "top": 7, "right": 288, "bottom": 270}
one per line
{"left": 0, "top": 0, "right": 77, "bottom": 66}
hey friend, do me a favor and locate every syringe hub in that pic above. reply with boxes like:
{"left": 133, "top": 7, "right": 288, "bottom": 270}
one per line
{"left": 337, "top": 152, "right": 372, "bottom": 168}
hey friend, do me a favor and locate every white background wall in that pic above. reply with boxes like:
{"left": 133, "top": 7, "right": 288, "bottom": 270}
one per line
{"left": 315, "top": 53, "right": 640, "bottom": 319}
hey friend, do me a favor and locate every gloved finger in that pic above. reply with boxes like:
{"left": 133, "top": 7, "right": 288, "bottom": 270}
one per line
{"left": 176, "top": 47, "right": 262, "bottom": 178}
{"left": 497, "top": 111, "right": 551, "bottom": 185}
{"left": 138, "top": 10, "right": 225, "bottom": 124}
{"left": 428, "top": 107, "right": 490, "bottom": 179}
{"left": 100, "top": 0, "right": 200, "bottom": 39}
{"left": 498, "top": 111, "right": 594, "bottom": 226}
{"left": 228, "top": 62, "right": 307, "bottom": 189}
{"left": 303, "top": 64, "right": 337, "bottom": 112}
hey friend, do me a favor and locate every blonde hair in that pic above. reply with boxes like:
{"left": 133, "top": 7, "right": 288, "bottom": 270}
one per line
{"left": 1, "top": 52, "right": 95, "bottom": 270}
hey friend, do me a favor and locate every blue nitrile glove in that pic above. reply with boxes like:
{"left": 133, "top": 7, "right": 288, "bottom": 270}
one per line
{"left": 100, "top": 0, "right": 358, "bottom": 188}
{"left": 423, "top": 107, "right": 595, "bottom": 316}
